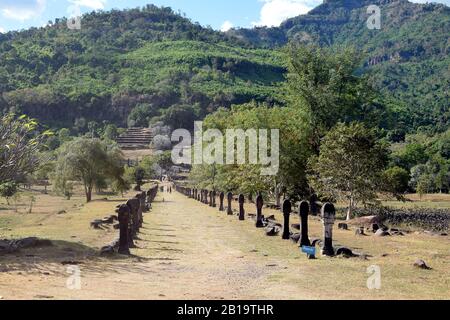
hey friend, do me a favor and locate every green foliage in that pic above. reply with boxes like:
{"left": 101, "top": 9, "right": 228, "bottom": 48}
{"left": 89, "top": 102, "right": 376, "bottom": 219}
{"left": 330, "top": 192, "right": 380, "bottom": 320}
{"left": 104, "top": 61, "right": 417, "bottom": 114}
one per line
{"left": 285, "top": 43, "right": 386, "bottom": 151}
{"left": 308, "top": 122, "right": 389, "bottom": 220}
{"left": 232, "top": 0, "right": 449, "bottom": 134}
{"left": 53, "top": 137, "right": 124, "bottom": 202}
{"left": 382, "top": 166, "right": 410, "bottom": 199}
{"left": 189, "top": 102, "right": 312, "bottom": 198}
{"left": 0, "top": 6, "right": 284, "bottom": 129}
{"left": 0, "top": 181, "right": 18, "bottom": 204}
{"left": 0, "top": 113, "right": 51, "bottom": 183}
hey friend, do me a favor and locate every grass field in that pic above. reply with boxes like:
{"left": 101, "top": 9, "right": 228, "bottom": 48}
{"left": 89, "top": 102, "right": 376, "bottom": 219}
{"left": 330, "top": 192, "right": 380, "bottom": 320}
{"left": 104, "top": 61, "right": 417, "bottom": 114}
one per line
{"left": 0, "top": 185, "right": 449, "bottom": 300}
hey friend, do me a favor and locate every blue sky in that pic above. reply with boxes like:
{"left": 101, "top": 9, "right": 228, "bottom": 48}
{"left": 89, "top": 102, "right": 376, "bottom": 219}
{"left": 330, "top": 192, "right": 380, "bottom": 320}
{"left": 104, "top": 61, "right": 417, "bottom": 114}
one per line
{"left": 0, "top": 0, "right": 448, "bottom": 33}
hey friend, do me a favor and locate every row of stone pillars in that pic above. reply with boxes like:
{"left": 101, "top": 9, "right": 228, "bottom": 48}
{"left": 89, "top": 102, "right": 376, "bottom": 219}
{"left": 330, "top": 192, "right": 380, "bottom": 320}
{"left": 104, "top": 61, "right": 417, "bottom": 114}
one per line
{"left": 175, "top": 185, "right": 336, "bottom": 257}
{"left": 115, "top": 185, "right": 158, "bottom": 255}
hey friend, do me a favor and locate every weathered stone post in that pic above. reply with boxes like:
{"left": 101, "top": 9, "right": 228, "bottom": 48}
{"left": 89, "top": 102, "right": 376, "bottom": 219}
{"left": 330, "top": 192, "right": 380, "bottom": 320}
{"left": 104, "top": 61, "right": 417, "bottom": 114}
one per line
{"left": 212, "top": 191, "right": 216, "bottom": 207}
{"left": 126, "top": 198, "right": 140, "bottom": 238}
{"left": 299, "top": 201, "right": 311, "bottom": 247}
{"left": 209, "top": 191, "right": 213, "bottom": 207}
{"left": 310, "top": 194, "right": 319, "bottom": 216}
{"left": 227, "top": 192, "right": 233, "bottom": 215}
{"left": 123, "top": 202, "right": 136, "bottom": 248}
{"left": 238, "top": 194, "right": 245, "bottom": 221}
{"left": 205, "top": 190, "right": 209, "bottom": 205}
{"left": 135, "top": 193, "right": 145, "bottom": 228}
{"left": 256, "top": 193, "right": 264, "bottom": 228}
{"left": 118, "top": 204, "right": 131, "bottom": 255}
{"left": 321, "top": 203, "right": 336, "bottom": 256}
{"left": 282, "top": 200, "right": 292, "bottom": 240}
{"left": 200, "top": 189, "right": 204, "bottom": 203}
{"left": 219, "top": 192, "right": 225, "bottom": 211}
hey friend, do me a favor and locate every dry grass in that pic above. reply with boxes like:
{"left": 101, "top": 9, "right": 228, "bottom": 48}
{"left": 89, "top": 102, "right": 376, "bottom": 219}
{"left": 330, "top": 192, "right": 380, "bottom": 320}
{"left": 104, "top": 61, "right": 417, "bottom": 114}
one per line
{"left": 0, "top": 187, "right": 449, "bottom": 300}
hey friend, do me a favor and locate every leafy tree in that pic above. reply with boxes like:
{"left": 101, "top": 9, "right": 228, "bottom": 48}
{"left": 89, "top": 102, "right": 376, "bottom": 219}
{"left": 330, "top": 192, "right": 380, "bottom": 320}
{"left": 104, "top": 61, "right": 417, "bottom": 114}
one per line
{"left": 88, "top": 121, "right": 99, "bottom": 138}
{"left": 0, "top": 182, "right": 18, "bottom": 205}
{"left": 0, "top": 114, "right": 52, "bottom": 183}
{"left": 285, "top": 44, "right": 386, "bottom": 153}
{"left": 308, "top": 122, "right": 389, "bottom": 220}
{"left": 103, "top": 124, "right": 119, "bottom": 141}
{"left": 53, "top": 138, "right": 124, "bottom": 202}
{"left": 124, "top": 166, "right": 145, "bottom": 191}
{"left": 393, "top": 143, "right": 429, "bottom": 170}
{"left": 417, "top": 174, "right": 435, "bottom": 198}
{"left": 382, "top": 166, "right": 410, "bottom": 199}
{"left": 58, "top": 128, "right": 71, "bottom": 144}
{"left": 152, "top": 135, "right": 172, "bottom": 151}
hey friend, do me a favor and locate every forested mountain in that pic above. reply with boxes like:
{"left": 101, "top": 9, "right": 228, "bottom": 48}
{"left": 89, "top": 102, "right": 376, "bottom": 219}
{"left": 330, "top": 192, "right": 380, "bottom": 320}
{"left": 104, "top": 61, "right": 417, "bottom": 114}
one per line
{"left": 230, "top": 0, "right": 450, "bottom": 133}
{"left": 0, "top": 0, "right": 448, "bottom": 134}
{"left": 0, "top": 5, "right": 284, "bottom": 129}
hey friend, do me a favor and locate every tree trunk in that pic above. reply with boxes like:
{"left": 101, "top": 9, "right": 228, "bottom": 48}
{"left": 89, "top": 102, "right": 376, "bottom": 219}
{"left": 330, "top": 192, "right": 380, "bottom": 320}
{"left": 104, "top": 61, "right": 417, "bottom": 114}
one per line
{"left": 86, "top": 186, "right": 92, "bottom": 203}
{"left": 346, "top": 198, "right": 353, "bottom": 221}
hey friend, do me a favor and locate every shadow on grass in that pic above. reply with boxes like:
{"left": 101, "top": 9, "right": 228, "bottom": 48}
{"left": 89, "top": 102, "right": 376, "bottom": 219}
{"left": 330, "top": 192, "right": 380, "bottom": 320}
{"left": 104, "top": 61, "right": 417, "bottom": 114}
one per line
{"left": 0, "top": 239, "right": 167, "bottom": 276}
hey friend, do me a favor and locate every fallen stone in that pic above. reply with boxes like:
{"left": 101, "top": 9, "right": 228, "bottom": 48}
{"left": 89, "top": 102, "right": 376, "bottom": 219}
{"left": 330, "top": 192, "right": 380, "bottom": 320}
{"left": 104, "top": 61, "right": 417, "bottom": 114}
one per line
{"left": 375, "top": 229, "right": 391, "bottom": 237}
{"left": 90, "top": 220, "right": 104, "bottom": 229}
{"left": 266, "top": 215, "right": 276, "bottom": 221}
{"left": 100, "top": 246, "right": 115, "bottom": 256}
{"left": 414, "top": 259, "right": 432, "bottom": 270}
{"left": 61, "top": 260, "right": 83, "bottom": 265}
{"left": 57, "top": 210, "right": 67, "bottom": 215}
{"left": 265, "top": 226, "right": 280, "bottom": 236}
{"left": 335, "top": 247, "right": 356, "bottom": 258}
{"left": 291, "top": 223, "right": 300, "bottom": 230}
{"left": 311, "top": 238, "right": 322, "bottom": 247}
{"left": 290, "top": 233, "right": 300, "bottom": 243}
{"left": 17, "top": 238, "right": 52, "bottom": 248}
{"left": 355, "top": 227, "right": 366, "bottom": 236}
{"left": 338, "top": 223, "right": 348, "bottom": 230}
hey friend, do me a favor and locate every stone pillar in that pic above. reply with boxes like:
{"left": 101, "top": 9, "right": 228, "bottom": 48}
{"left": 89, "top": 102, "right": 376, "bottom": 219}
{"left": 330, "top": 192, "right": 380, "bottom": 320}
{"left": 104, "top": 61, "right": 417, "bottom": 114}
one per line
{"left": 227, "top": 192, "right": 233, "bottom": 215}
{"left": 238, "top": 194, "right": 245, "bottom": 221}
{"left": 126, "top": 198, "right": 140, "bottom": 238}
{"left": 118, "top": 204, "right": 130, "bottom": 255}
{"left": 212, "top": 191, "right": 216, "bottom": 208}
{"left": 299, "top": 201, "right": 311, "bottom": 247}
{"left": 200, "top": 189, "right": 204, "bottom": 203}
{"left": 321, "top": 203, "right": 336, "bottom": 256}
{"left": 310, "top": 194, "right": 318, "bottom": 216}
{"left": 209, "top": 191, "right": 213, "bottom": 207}
{"left": 282, "top": 199, "right": 291, "bottom": 240}
{"left": 219, "top": 192, "right": 225, "bottom": 211}
{"left": 256, "top": 193, "right": 264, "bottom": 228}
{"left": 135, "top": 193, "right": 145, "bottom": 228}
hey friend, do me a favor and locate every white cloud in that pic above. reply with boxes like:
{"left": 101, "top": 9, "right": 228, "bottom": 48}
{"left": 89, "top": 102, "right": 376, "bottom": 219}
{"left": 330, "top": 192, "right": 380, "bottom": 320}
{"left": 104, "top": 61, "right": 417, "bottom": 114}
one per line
{"left": 252, "top": 0, "right": 449, "bottom": 27}
{"left": 0, "top": 27, "right": 5, "bottom": 33}
{"left": 69, "top": 0, "right": 107, "bottom": 10}
{"left": 220, "top": 20, "right": 234, "bottom": 32}
{"left": 253, "top": 0, "right": 321, "bottom": 27}
{"left": 1, "top": 0, "right": 46, "bottom": 21}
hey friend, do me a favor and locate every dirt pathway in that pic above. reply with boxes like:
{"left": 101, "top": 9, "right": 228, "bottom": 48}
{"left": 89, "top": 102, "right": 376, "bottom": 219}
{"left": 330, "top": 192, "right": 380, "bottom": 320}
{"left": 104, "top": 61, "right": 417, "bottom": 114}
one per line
{"left": 1, "top": 189, "right": 449, "bottom": 300}
{"left": 0, "top": 190, "right": 296, "bottom": 299}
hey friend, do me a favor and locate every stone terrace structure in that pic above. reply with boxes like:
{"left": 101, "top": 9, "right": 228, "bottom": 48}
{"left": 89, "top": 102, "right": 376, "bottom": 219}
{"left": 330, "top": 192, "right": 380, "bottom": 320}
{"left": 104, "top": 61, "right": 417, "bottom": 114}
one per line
{"left": 116, "top": 127, "right": 154, "bottom": 150}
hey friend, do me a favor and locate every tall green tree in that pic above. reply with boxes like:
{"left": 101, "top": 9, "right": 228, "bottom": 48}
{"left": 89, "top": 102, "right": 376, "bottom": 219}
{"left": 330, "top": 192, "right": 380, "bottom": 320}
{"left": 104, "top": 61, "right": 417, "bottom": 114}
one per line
{"left": 285, "top": 44, "right": 386, "bottom": 153}
{"left": 53, "top": 138, "right": 125, "bottom": 202}
{"left": 308, "top": 122, "right": 389, "bottom": 220}
{"left": 0, "top": 114, "right": 51, "bottom": 183}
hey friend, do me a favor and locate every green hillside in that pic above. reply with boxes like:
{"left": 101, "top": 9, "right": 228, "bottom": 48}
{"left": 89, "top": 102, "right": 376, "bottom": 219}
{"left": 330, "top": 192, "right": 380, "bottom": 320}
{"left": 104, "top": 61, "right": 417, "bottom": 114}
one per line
{"left": 230, "top": 0, "right": 450, "bottom": 133}
{"left": 0, "top": 5, "right": 283, "bottom": 129}
{"left": 0, "top": 1, "right": 448, "bottom": 133}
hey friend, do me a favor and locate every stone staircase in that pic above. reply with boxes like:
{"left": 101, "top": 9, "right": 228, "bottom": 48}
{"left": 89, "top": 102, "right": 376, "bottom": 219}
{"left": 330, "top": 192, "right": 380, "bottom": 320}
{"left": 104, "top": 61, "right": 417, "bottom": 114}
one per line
{"left": 116, "top": 127, "right": 154, "bottom": 150}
